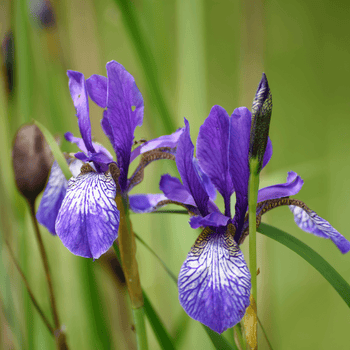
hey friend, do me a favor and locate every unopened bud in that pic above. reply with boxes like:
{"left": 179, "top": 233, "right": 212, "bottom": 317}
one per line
{"left": 249, "top": 73, "right": 272, "bottom": 174}
{"left": 12, "top": 124, "right": 53, "bottom": 204}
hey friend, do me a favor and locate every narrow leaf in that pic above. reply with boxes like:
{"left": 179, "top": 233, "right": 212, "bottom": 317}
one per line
{"left": 143, "top": 292, "right": 176, "bottom": 350}
{"left": 34, "top": 120, "right": 71, "bottom": 180}
{"left": 113, "top": 243, "right": 175, "bottom": 350}
{"left": 111, "top": 0, "right": 175, "bottom": 135}
{"left": 204, "top": 326, "right": 238, "bottom": 350}
{"left": 258, "top": 223, "right": 350, "bottom": 308}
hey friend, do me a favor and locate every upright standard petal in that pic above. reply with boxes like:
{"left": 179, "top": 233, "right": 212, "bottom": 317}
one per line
{"left": 290, "top": 205, "right": 350, "bottom": 254}
{"left": 176, "top": 119, "right": 209, "bottom": 216}
{"left": 257, "top": 171, "right": 303, "bottom": 203}
{"left": 56, "top": 171, "right": 120, "bottom": 259}
{"left": 178, "top": 226, "right": 251, "bottom": 333}
{"left": 228, "top": 107, "right": 251, "bottom": 238}
{"left": 86, "top": 74, "right": 107, "bottom": 108}
{"left": 67, "top": 70, "right": 95, "bottom": 154}
{"left": 106, "top": 61, "right": 144, "bottom": 191}
{"left": 197, "top": 105, "right": 233, "bottom": 210}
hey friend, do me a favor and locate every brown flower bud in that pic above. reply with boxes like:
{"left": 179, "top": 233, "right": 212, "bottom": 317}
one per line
{"left": 12, "top": 124, "right": 53, "bottom": 204}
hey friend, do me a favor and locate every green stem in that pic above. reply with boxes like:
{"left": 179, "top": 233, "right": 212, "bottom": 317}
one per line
{"left": 115, "top": 196, "right": 148, "bottom": 350}
{"left": 248, "top": 159, "right": 260, "bottom": 304}
{"left": 28, "top": 202, "right": 69, "bottom": 350}
{"left": 132, "top": 307, "right": 148, "bottom": 350}
{"left": 5, "top": 239, "right": 55, "bottom": 336}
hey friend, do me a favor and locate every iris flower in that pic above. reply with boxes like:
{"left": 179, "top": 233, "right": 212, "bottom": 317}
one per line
{"left": 144, "top": 107, "right": 350, "bottom": 334}
{"left": 37, "top": 61, "right": 182, "bottom": 259}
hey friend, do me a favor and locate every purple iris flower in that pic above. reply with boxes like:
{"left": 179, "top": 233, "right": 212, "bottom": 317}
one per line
{"left": 143, "top": 106, "right": 350, "bottom": 334}
{"left": 37, "top": 61, "right": 183, "bottom": 259}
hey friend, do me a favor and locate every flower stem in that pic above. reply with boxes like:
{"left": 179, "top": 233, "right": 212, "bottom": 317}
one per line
{"left": 115, "top": 195, "right": 148, "bottom": 350}
{"left": 5, "top": 239, "right": 55, "bottom": 336}
{"left": 132, "top": 307, "right": 148, "bottom": 350}
{"left": 248, "top": 159, "right": 260, "bottom": 348}
{"left": 28, "top": 201, "right": 69, "bottom": 350}
{"left": 248, "top": 159, "right": 260, "bottom": 304}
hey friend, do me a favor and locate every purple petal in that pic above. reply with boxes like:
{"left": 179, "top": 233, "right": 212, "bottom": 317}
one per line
{"left": 106, "top": 61, "right": 144, "bottom": 191}
{"left": 101, "top": 110, "right": 115, "bottom": 147}
{"left": 193, "top": 159, "right": 217, "bottom": 201}
{"left": 65, "top": 132, "right": 113, "bottom": 161}
{"left": 159, "top": 174, "right": 196, "bottom": 207}
{"left": 176, "top": 119, "right": 209, "bottom": 216}
{"left": 290, "top": 205, "right": 350, "bottom": 254}
{"left": 257, "top": 171, "right": 304, "bottom": 202}
{"left": 178, "top": 227, "right": 251, "bottom": 333}
{"left": 36, "top": 161, "right": 68, "bottom": 234}
{"left": 262, "top": 137, "right": 272, "bottom": 168}
{"left": 67, "top": 71, "right": 95, "bottom": 154}
{"left": 86, "top": 74, "right": 107, "bottom": 108}
{"left": 129, "top": 193, "right": 167, "bottom": 213}
{"left": 130, "top": 128, "right": 184, "bottom": 163}
{"left": 189, "top": 212, "right": 230, "bottom": 229}
{"left": 228, "top": 107, "right": 251, "bottom": 236}
{"left": 65, "top": 132, "right": 88, "bottom": 153}
{"left": 36, "top": 159, "right": 83, "bottom": 234}
{"left": 197, "top": 105, "right": 233, "bottom": 209}
{"left": 56, "top": 171, "right": 120, "bottom": 259}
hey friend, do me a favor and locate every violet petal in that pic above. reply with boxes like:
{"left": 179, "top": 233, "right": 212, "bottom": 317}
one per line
{"left": 106, "top": 61, "right": 144, "bottom": 191}
{"left": 129, "top": 193, "right": 168, "bottom": 213}
{"left": 197, "top": 105, "right": 233, "bottom": 203}
{"left": 65, "top": 132, "right": 113, "bottom": 161}
{"left": 36, "top": 159, "right": 83, "bottom": 234}
{"left": 228, "top": 107, "right": 251, "bottom": 235}
{"left": 159, "top": 174, "right": 196, "bottom": 207}
{"left": 130, "top": 128, "right": 184, "bottom": 163}
{"left": 67, "top": 70, "right": 95, "bottom": 154}
{"left": 55, "top": 171, "right": 120, "bottom": 259}
{"left": 189, "top": 212, "right": 230, "bottom": 229}
{"left": 86, "top": 74, "right": 107, "bottom": 108}
{"left": 257, "top": 171, "right": 304, "bottom": 202}
{"left": 176, "top": 119, "right": 209, "bottom": 216}
{"left": 290, "top": 205, "right": 350, "bottom": 254}
{"left": 178, "top": 228, "right": 251, "bottom": 333}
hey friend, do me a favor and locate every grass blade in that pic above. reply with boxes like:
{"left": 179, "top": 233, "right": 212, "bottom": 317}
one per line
{"left": 258, "top": 223, "right": 350, "bottom": 308}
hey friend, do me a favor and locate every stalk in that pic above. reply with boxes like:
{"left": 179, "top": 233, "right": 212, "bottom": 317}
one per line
{"left": 28, "top": 202, "right": 68, "bottom": 350}
{"left": 115, "top": 195, "right": 148, "bottom": 350}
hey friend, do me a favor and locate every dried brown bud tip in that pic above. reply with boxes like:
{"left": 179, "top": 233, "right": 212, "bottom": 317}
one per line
{"left": 12, "top": 124, "right": 53, "bottom": 204}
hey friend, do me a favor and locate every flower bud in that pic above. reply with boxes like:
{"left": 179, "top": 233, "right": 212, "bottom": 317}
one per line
{"left": 12, "top": 124, "right": 53, "bottom": 204}
{"left": 249, "top": 73, "right": 272, "bottom": 174}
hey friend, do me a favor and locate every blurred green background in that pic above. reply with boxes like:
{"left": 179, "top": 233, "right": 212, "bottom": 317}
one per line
{"left": 1, "top": 0, "right": 349, "bottom": 349}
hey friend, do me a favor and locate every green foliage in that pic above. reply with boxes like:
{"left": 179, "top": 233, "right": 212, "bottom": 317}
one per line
{"left": 1, "top": 0, "right": 349, "bottom": 349}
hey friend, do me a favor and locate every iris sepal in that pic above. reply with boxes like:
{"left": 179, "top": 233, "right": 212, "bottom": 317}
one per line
{"left": 36, "top": 158, "right": 83, "bottom": 234}
{"left": 178, "top": 225, "right": 251, "bottom": 334}
{"left": 55, "top": 170, "right": 120, "bottom": 259}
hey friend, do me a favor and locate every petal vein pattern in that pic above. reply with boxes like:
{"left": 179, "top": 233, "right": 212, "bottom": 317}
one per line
{"left": 56, "top": 172, "right": 120, "bottom": 259}
{"left": 290, "top": 205, "right": 350, "bottom": 254}
{"left": 178, "top": 227, "right": 251, "bottom": 333}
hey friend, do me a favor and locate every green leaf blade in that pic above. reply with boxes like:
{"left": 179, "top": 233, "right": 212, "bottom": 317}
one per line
{"left": 34, "top": 120, "right": 71, "bottom": 180}
{"left": 258, "top": 223, "right": 350, "bottom": 308}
